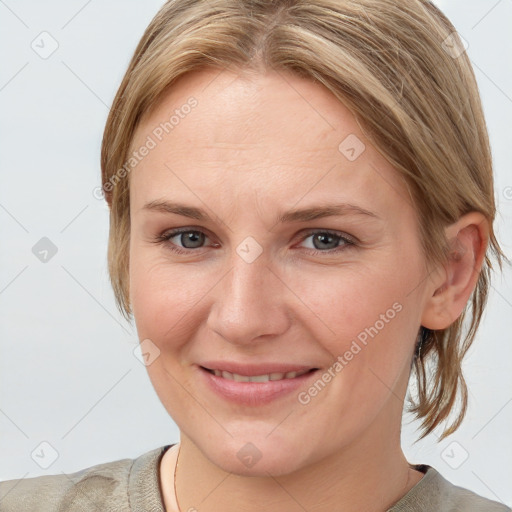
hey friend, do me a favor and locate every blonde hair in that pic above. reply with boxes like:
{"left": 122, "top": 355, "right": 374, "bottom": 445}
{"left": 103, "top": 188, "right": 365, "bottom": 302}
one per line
{"left": 100, "top": 0, "right": 507, "bottom": 440}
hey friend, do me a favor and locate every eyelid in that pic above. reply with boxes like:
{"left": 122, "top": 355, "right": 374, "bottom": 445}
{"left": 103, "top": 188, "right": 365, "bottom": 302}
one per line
{"left": 297, "top": 228, "right": 358, "bottom": 246}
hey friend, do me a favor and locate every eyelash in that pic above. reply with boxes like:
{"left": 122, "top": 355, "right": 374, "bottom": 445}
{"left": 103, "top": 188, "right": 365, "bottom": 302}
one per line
{"left": 152, "top": 227, "right": 358, "bottom": 256}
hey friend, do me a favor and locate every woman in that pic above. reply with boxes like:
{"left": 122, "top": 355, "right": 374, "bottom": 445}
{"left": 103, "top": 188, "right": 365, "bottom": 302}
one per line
{"left": 1, "top": 0, "right": 509, "bottom": 510}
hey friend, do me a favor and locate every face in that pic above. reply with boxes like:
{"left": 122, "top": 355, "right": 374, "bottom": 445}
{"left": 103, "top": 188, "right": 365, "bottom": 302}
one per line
{"left": 128, "top": 68, "right": 434, "bottom": 476}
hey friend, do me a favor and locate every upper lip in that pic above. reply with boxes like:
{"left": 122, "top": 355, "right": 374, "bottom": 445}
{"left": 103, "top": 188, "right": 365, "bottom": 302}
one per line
{"left": 199, "top": 361, "right": 318, "bottom": 376}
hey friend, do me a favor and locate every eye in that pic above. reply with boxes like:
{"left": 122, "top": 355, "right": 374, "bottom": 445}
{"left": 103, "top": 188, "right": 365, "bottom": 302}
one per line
{"left": 297, "top": 229, "right": 357, "bottom": 254}
{"left": 154, "top": 228, "right": 214, "bottom": 254}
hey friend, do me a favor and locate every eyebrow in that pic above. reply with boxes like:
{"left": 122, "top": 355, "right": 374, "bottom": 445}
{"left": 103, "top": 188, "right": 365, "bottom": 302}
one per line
{"left": 142, "top": 200, "right": 381, "bottom": 223}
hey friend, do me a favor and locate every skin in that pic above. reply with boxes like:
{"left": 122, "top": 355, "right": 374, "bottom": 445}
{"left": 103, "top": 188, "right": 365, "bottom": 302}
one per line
{"left": 127, "top": 67, "right": 488, "bottom": 512}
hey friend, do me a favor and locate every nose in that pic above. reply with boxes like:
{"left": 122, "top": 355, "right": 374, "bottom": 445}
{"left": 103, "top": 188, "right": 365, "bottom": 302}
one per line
{"left": 206, "top": 249, "right": 291, "bottom": 346}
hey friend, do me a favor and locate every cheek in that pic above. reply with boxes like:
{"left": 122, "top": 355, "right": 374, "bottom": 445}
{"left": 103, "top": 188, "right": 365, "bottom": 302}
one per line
{"left": 291, "top": 261, "right": 409, "bottom": 334}
{"left": 129, "top": 251, "right": 215, "bottom": 344}
{"left": 129, "top": 254, "right": 211, "bottom": 410}
{"left": 290, "top": 260, "right": 420, "bottom": 383}
{"left": 289, "top": 266, "right": 419, "bottom": 429}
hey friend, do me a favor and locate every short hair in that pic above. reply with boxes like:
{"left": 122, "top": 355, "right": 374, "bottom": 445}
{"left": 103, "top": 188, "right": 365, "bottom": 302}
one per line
{"left": 100, "top": 0, "right": 507, "bottom": 440}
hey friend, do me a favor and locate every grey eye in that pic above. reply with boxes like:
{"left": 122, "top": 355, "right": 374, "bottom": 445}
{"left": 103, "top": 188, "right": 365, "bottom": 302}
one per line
{"left": 175, "top": 231, "right": 206, "bottom": 249}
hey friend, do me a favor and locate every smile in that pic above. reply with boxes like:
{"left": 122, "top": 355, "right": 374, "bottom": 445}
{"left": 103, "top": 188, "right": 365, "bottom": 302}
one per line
{"left": 206, "top": 368, "right": 313, "bottom": 382}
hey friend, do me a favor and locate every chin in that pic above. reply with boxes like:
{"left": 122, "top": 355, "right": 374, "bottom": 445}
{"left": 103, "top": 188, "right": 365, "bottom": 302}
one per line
{"left": 196, "top": 430, "right": 314, "bottom": 477}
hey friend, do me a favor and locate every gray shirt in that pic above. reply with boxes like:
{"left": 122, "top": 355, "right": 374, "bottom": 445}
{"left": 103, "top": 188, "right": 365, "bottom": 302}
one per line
{"left": 0, "top": 445, "right": 509, "bottom": 511}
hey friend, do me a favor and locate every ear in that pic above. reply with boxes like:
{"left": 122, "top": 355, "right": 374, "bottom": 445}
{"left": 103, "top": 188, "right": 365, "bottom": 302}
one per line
{"left": 421, "top": 212, "right": 489, "bottom": 330}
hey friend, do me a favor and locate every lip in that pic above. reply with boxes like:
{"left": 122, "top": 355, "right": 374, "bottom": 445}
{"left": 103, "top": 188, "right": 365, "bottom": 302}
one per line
{"left": 197, "top": 363, "right": 320, "bottom": 406}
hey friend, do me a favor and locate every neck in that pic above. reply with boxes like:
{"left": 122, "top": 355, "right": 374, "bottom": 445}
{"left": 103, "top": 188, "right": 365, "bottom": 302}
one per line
{"left": 173, "top": 408, "right": 422, "bottom": 512}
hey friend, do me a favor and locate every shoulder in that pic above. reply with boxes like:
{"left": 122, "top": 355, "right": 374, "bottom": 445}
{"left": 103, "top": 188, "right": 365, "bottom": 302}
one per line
{"left": 439, "top": 472, "right": 511, "bottom": 512}
{"left": 0, "top": 456, "right": 133, "bottom": 512}
{"left": 0, "top": 446, "right": 168, "bottom": 512}
{"left": 391, "top": 464, "right": 511, "bottom": 512}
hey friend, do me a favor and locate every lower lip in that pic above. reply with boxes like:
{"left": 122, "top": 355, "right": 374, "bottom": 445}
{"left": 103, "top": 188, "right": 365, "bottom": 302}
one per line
{"left": 198, "top": 366, "right": 319, "bottom": 406}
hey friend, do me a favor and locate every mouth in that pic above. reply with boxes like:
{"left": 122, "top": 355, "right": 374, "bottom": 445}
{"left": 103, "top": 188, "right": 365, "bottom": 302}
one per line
{"left": 198, "top": 364, "right": 320, "bottom": 406}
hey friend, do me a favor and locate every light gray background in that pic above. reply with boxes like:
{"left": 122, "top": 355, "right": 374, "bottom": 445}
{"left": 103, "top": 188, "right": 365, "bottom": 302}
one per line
{"left": 1, "top": 0, "right": 511, "bottom": 507}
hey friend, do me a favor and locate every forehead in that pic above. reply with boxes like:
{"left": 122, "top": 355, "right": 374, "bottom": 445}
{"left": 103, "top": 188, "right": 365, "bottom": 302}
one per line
{"left": 129, "top": 68, "right": 413, "bottom": 219}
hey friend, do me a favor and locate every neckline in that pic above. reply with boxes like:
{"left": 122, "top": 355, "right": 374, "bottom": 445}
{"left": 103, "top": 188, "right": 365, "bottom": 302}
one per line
{"left": 129, "top": 444, "right": 175, "bottom": 511}
{"left": 151, "top": 446, "right": 437, "bottom": 511}
{"left": 387, "top": 464, "right": 441, "bottom": 510}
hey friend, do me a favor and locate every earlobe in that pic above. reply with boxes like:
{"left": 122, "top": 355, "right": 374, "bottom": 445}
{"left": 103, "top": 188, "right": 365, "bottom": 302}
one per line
{"left": 421, "top": 212, "right": 489, "bottom": 330}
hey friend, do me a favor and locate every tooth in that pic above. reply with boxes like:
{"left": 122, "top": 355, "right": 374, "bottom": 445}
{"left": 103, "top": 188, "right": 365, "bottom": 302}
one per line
{"left": 215, "top": 370, "right": 309, "bottom": 381}
{"left": 250, "top": 374, "right": 270, "bottom": 382}
{"left": 233, "top": 373, "right": 251, "bottom": 382}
